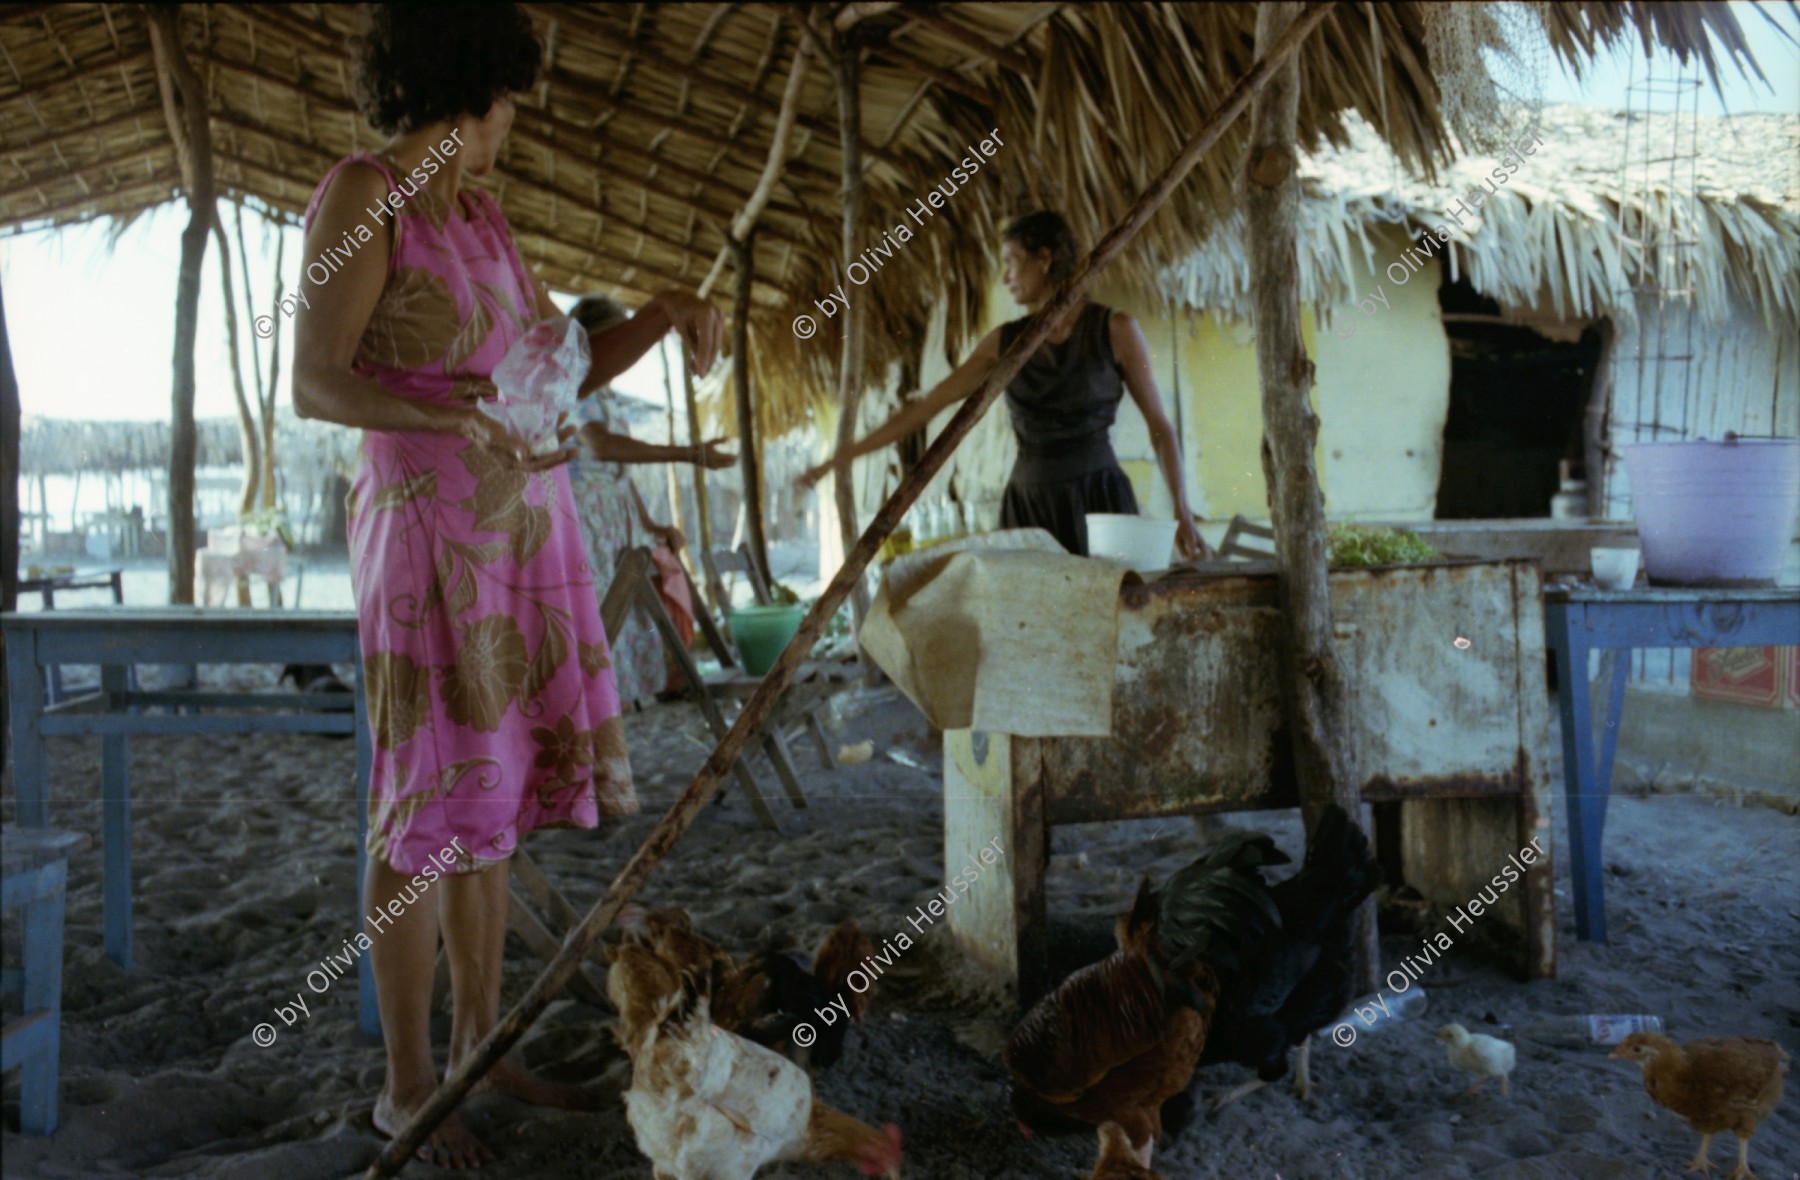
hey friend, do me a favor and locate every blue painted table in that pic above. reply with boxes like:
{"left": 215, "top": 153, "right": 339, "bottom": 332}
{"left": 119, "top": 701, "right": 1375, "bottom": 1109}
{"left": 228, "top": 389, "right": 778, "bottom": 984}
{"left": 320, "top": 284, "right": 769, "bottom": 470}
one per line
{"left": 1543, "top": 586, "right": 1800, "bottom": 943}
{"left": 2, "top": 608, "right": 379, "bottom": 1035}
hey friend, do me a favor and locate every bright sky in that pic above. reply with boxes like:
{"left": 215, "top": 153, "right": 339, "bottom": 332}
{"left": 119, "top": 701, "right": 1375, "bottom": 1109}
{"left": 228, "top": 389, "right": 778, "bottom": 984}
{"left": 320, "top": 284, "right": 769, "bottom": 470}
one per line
{"left": 2, "top": 0, "right": 1795, "bottom": 425}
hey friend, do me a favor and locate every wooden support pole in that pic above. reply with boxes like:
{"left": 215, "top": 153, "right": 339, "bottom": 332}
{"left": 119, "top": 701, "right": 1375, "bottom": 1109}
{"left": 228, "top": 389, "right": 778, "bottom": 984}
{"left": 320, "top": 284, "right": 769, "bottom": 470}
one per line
{"left": 1243, "top": 1, "right": 1373, "bottom": 991}
{"left": 730, "top": 231, "right": 770, "bottom": 581}
{"left": 833, "top": 26, "right": 873, "bottom": 630}
{"left": 1, "top": 281, "right": 20, "bottom": 747}
{"left": 362, "top": 9, "right": 1332, "bottom": 1172}
{"left": 681, "top": 342, "right": 727, "bottom": 617}
{"left": 146, "top": 3, "right": 214, "bottom": 606}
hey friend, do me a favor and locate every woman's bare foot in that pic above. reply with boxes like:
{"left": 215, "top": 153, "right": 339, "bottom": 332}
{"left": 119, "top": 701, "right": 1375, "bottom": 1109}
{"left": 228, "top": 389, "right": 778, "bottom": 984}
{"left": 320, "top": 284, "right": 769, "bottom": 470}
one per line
{"left": 373, "top": 1086, "right": 495, "bottom": 1170}
{"left": 464, "top": 1053, "right": 601, "bottom": 1111}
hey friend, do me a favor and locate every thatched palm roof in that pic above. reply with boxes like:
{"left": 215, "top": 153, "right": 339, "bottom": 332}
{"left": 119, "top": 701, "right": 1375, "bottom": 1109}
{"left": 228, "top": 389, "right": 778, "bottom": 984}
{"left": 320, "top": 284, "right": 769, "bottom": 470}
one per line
{"left": 1161, "top": 104, "right": 1800, "bottom": 330}
{"left": 0, "top": 3, "right": 1767, "bottom": 435}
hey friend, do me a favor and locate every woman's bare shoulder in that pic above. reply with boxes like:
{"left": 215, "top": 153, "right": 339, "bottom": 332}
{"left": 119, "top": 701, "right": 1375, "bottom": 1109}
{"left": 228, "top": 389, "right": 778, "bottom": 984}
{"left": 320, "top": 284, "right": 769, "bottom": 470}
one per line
{"left": 313, "top": 159, "right": 392, "bottom": 220}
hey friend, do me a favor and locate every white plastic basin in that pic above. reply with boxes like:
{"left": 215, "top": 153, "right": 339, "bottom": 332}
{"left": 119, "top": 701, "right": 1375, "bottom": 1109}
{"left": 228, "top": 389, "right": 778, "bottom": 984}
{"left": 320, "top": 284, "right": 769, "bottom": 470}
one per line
{"left": 1623, "top": 439, "right": 1800, "bottom": 586}
{"left": 1086, "top": 514, "right": 1177, "bottom": 571}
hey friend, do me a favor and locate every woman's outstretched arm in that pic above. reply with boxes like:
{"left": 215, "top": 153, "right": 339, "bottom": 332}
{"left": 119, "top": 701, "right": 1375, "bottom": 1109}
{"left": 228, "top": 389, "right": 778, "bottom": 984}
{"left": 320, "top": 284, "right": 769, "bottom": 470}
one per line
{"left": 1112, "top": 312, "right": 1210, "bottom": 560}
{"left": 797, "top": 327, "right": 1002, "bottom": 487}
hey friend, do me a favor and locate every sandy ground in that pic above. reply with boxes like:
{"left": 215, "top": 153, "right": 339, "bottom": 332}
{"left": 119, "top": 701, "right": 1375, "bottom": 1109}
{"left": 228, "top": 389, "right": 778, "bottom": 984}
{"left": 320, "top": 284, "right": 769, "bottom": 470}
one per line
{"left": 3, "top": 670, "right": 1797, "bottom": 1180}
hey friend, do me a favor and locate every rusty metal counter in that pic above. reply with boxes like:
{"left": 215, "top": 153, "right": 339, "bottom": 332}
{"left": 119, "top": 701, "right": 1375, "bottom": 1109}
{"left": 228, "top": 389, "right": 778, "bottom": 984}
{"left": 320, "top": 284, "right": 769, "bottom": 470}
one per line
{"left": 943, "top": 558, "right": 1557, "bottom": 1002}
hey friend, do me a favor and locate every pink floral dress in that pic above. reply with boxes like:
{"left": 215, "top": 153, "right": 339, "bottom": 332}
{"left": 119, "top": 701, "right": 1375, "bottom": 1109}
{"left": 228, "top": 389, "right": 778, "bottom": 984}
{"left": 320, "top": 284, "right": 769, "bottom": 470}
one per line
{"left": 305, "top": 152, "right": 635, "bottom": 876}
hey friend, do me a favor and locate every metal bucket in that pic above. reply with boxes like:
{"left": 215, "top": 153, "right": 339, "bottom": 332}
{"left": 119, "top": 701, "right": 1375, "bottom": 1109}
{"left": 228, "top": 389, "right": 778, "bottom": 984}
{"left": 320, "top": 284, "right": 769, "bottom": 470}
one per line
{"left": 1622, "top": 439, "right": 1800, "bottom": 586}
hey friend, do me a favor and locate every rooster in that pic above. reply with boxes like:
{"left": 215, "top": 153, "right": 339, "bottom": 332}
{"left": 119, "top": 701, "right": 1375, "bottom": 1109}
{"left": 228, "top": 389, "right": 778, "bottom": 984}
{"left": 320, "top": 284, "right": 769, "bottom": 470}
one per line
{"left": 605, "top": 940, "right": 903, "bottom": 1180}
{"left": 1004, "top": 827, "right": 1288, "bottom": 1166}
{"left": 1202, "top": 803, "right": 1382, "bottom": 1104}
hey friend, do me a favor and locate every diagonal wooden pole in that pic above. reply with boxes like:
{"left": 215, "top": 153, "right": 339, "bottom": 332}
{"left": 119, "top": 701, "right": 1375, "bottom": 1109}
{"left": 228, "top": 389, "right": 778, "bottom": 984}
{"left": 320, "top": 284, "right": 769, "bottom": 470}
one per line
{"left": 364, "top": 6, "right": 1335, "bottom": 1173}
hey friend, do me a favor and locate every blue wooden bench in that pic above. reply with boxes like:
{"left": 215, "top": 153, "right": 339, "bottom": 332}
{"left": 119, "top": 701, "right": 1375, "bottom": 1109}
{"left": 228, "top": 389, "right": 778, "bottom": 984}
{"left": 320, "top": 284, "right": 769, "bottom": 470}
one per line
{"left": 2, "top": 827, "right": 89, "bottom": 1134}
{"left": 1, "top": 608, "right": 377, "bottom": 1036}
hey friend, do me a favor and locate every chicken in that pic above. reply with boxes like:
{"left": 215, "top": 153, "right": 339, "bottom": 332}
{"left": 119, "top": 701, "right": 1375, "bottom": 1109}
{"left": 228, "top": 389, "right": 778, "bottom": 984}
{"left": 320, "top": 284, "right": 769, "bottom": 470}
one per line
{"left": 1200, "top": 803, "right": 1382, "bottom": 1104}
{"left": 734, "top": 919, "right": 877, "bottom": 1069}
{"left": 1004, "top": 825, "right": 1289, "bottom": 1163}
{"left": 1438, "top": 1023, "right": 1516, "bottom": 1096}
{"left": 618, "top": 907, "right": 875, "bottom": 1069}
{"left": 1610, "top": 1032, "right": 1789, "bottom": 1179}
{"left": 604, "top": 940, "right": 903, "bottom": 1180}
{"left": 1090, "top": 1121, "right": 1165, "bottom": 1179}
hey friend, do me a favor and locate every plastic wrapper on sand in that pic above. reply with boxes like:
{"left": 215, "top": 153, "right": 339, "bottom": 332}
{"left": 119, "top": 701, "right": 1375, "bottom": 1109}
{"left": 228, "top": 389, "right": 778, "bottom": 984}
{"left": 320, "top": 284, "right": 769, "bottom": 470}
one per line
{"left": 479, "top": 314, "right": 592, "bottom": 454}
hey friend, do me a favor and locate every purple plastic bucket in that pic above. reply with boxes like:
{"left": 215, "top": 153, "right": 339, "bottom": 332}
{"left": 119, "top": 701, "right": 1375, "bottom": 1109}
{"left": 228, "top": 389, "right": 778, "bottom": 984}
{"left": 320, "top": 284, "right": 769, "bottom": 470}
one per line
{"left": 1622, "top": 439, "right": 1800, "bottom": 586}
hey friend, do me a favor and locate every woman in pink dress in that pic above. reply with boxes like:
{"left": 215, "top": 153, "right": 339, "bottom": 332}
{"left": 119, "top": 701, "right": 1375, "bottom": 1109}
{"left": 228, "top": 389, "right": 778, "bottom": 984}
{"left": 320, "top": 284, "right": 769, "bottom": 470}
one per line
{"left": 292, "top": 5, "right": 720, "bottom": 1168}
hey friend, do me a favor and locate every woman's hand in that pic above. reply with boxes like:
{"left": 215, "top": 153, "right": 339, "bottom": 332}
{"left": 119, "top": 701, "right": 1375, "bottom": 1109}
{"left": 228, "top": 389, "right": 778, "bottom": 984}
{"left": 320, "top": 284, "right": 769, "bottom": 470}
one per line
{"left": 1175, "top": 512, "right": 1212, "bottom": 561}
{"left": 455, "top": 408, "right": 578, "bottom": 472}
{"left": 690, "top": 438, "right": 737, "bottom": 469}
{"left": 651, "top": 291, "right": 724, "bottom": 378}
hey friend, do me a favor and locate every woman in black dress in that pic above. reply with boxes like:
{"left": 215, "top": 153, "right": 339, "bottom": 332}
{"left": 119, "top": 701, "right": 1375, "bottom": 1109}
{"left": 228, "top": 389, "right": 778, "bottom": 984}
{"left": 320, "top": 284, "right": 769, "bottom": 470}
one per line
{"left": 802, "top": 211, "right": 1207, "bottom": 559}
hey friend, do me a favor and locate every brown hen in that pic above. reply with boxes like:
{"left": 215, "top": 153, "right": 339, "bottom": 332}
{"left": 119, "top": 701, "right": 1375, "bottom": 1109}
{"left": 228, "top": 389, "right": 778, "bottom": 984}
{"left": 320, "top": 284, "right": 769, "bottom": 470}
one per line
{"left": 1611, "top": 1032, "right": 1788, "bottom": 1179}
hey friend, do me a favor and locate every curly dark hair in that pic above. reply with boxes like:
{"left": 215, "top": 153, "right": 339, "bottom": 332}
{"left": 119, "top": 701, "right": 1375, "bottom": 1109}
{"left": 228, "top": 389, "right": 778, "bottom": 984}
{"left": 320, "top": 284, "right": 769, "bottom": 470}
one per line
{"left": 1002, "top": 211, "right": 1079, "bottom": 288}
{"left": 349, "top": 4, "right": 540, "bottom": 136}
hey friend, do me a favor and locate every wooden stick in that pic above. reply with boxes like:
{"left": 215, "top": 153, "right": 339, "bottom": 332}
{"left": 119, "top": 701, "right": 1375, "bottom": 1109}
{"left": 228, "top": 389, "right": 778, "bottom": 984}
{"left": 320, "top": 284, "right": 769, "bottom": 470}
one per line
{"left": 696, "top": 33, "right": 815, "bottom": 300}
{"left": 362, "top": 8, "right": 1333, "bottom": 1173}
{"left": 730, "top": 232, "right": 771, "bottom": 582}
{"left": 833, "top": 25, "right": 873, "bottom": 631}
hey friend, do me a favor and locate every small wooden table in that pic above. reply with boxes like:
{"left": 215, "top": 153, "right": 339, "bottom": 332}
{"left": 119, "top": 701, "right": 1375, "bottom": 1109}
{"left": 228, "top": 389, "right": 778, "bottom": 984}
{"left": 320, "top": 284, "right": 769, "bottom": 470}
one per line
{"left": 1543, "top": 585, "right": 1800, "bottom": 943}
{"left": 1, "top": 608, "right": 377, "bottom": 1034}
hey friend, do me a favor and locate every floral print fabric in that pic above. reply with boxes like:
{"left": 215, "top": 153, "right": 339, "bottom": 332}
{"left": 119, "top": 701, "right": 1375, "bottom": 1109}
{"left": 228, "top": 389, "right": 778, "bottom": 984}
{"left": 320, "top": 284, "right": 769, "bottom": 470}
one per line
{"left": 305, "top": 152, "right": 635, "bottom": 876}
{"left": 567, "top": 395, "right": 666, "bottom": 705}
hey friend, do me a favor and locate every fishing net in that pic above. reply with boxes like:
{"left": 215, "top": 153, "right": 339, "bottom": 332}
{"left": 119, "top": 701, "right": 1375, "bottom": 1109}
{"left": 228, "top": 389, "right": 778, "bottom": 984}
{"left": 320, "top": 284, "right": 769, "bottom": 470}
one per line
{"left": 1420, "top": 1, "right": 1551, "bottom": 155}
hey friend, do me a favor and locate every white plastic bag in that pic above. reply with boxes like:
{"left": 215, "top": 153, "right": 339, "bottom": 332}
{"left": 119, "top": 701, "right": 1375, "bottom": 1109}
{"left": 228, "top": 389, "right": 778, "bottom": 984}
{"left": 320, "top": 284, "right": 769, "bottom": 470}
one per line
{"left": 479, "top": 314, "right": 592, "bottom": 455}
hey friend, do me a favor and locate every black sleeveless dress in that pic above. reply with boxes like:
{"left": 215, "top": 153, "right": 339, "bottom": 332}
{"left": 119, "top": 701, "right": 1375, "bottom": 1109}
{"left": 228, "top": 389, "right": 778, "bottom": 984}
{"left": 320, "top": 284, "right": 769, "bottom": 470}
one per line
{"left": 997, "top": 302, "right": 1139, "bottom": 556}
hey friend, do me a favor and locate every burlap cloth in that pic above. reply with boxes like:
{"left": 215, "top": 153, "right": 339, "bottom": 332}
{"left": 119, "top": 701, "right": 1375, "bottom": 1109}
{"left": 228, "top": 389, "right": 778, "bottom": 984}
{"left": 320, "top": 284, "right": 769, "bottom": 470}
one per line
{"left": 858, "top": 529, "right": 1127, "bottom": 737}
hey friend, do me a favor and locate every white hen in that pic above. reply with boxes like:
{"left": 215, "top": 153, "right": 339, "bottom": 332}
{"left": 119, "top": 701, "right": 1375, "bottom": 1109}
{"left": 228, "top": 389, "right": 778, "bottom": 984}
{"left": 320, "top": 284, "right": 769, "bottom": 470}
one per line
{"left": 607, "top": 941, "right": 903, "bottom": 1180}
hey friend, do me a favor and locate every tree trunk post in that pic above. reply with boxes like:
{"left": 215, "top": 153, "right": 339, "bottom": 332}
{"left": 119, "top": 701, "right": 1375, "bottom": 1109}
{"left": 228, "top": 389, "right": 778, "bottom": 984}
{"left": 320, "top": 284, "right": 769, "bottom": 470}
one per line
{"left": 833, "top": 31, "right": 873, "bottom": 630}
{"left": 1243, "top": 0, "right": 1374, "bottom": 990}
{"left": 147, "top": 4, "right": 215, "bottom": 606}
{"left": 730, "top": 230, "right": 770, "bottom": 581}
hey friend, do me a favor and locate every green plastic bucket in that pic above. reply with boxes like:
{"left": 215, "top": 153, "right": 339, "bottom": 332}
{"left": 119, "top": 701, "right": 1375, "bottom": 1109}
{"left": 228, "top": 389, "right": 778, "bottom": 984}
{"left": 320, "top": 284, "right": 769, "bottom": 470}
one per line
{"left": 727, "top": 604, "right": 807, "bottom": 675}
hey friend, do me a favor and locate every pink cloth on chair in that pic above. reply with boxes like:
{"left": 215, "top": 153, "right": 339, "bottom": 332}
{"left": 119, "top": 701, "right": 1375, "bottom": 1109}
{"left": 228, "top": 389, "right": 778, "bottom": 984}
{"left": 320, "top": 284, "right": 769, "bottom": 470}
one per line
{"left": 305, "top": 152, "right": 635, "bottom": 876}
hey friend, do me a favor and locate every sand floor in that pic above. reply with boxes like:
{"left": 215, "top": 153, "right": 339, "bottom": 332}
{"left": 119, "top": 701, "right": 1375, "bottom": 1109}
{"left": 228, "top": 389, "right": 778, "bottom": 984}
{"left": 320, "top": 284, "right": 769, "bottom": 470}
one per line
{"left": 3, "top": 672, "right": 1797, "bottom": 1180}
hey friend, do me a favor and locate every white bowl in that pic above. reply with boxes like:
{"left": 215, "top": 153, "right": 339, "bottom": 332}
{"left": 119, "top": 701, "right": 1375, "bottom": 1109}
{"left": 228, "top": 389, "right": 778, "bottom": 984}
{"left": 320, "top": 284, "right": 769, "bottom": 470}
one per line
{"left": 1590, "top": 547, "right": 1641, "bottom": 590}
{"left": 1086, "top": 514, "right": 1177, "bottom": 571}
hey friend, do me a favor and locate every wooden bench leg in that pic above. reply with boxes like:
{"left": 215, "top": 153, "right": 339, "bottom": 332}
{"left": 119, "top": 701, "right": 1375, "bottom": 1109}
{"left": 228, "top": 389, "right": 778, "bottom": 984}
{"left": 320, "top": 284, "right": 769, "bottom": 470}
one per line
{"left": 635, "top": 572, "right": 780, "bottom": 831}
{"left": 942, "top": 730, "right": 1049, "bottom": 1006}
{"left": 3, "top": 858, "right": 69, "bottom": 1134}
{"left": 762, "top": 728, "right": 809, "bottom": 810}
{"left": 100, "top": 664, "right": 131, "bottom": 970}
{"left": 805, "top": 710, "right": 837, "bottom": 770}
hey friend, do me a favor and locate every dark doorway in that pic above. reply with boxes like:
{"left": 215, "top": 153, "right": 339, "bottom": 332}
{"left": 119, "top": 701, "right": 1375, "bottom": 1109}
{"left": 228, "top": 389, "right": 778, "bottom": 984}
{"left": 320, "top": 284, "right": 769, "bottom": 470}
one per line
{"left": 1434, "top": 278, "right": 1603, "bottom": 519}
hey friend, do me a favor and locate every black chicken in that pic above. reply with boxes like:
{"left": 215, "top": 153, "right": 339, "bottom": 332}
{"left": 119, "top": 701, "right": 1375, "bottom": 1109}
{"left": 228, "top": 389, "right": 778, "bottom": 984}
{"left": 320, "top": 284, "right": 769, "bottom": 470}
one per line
{"left": 1199, "top": 803, "right": 1383, "bottom": 1104}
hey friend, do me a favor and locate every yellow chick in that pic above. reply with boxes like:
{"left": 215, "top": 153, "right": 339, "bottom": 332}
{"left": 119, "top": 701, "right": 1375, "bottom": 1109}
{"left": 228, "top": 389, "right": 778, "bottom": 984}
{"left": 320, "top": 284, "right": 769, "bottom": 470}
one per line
{"left": 1438, "top": 1023, "right": 1516, "bottom": 1097}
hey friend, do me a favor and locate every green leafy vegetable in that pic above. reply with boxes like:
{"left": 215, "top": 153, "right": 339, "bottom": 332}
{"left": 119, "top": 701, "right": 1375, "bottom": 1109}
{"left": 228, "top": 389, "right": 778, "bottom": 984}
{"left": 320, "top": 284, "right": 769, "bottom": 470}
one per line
{"left": 1327, "top": 524, "right": 1437, "bottom": 567}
